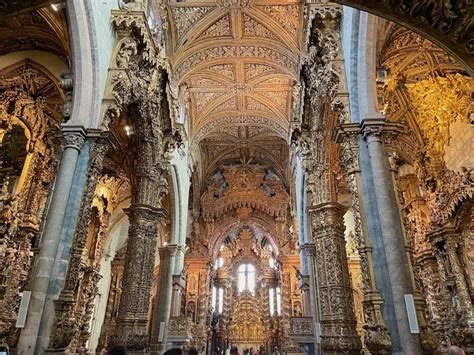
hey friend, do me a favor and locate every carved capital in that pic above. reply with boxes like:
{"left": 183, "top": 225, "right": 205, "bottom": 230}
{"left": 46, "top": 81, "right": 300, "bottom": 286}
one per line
{"left": 159, "top": 244, "right": 179, "bottom": 259}
{"left": 333, "top": 123, "right": 361, "bottom": 173}
{"left": 61, "top": 126, "right": 87, "bottom": 151}
{"left": 300, "top": 242, "right": 316, "bottom": 257}
{"left": 361, "top": 118, "right": 385, "bottom": 143}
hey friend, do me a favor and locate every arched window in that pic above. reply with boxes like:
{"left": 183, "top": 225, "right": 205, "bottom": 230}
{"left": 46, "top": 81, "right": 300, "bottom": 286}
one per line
{"left": 269, "top": 287, "right": 282, "bottom": 316}
{"left": 237, "top": 263, "right": 255, "bottom": 294}
{"left": 211, "top": 285, "right": 217, "bottom": 310}
{"left": 215, "top": 257, "right": 224, "bottom": 269}
{"left": 211, "top": 285, "right": 224, "bottom": 313}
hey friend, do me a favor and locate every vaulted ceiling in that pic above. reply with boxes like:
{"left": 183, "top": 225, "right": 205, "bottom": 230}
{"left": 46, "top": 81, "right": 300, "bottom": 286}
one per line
{"left": 0, "top": 6, "right": 69, "bottom": 62}
{"left": 164, "top": 0, "right": 303, "bottom": 178}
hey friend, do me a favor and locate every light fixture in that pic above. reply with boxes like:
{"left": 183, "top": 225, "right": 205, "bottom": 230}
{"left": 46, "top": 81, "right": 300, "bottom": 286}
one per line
{"left": 163, "top": 241, "right": 168, "bottom": 247}
{"left": 50, "top": 2, "right": 65, "bottom": 11}
{"left": 124, "top": 125, "right": 133, "bottom": 136}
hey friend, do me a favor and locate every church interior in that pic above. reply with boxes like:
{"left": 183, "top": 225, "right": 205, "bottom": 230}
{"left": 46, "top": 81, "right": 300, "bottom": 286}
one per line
{"left": 0, "top": 0, "right": 472, "bottom": 354}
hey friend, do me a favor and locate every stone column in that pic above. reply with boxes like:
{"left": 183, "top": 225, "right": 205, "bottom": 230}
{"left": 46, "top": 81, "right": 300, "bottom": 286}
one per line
{"left": 170, "top": 273, "right": 186, "bottom": 317}
{"left": 46, "top": 134, "right": 111, "bottom": 353}
{"left": 17, "top": 126, "right": 86, "bottom": 354}
{"left": 309, "top": 203, "right": 361, "bottom": 354}
{"left": 150, "top": 244, "right": 178, "bottom": 354}
{"left": 299, "top": 244, "right": 318, "bottom": 321}
{"left": 361, "top": 118, "right": 422, "bottom": 354}
{"left": 110, "top": 204, "right": 166, "bottom": 352}
{"left": 334, "top": 124, "right": 392, "bottom": 352}
{"left": 299, "top": 276, "right": 311, "bottom": 318}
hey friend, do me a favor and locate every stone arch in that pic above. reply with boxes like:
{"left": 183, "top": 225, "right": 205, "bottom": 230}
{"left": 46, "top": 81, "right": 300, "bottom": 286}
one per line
{"left": 334, "top": 0, "right": 473, "bottom": 74}
{"left": 65, "top": 0, "right": 102, "bottom": 128}
{"left": 209, "top": 216, "right": 282, "bottom": 260}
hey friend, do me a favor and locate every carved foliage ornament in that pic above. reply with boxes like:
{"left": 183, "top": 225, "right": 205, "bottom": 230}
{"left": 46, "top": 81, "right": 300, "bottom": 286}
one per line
{"left": 0, "top": 61, "right": 63, "bottom": 345}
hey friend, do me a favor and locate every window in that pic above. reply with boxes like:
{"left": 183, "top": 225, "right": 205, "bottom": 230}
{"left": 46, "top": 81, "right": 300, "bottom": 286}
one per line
{"left": 269, "top": 288, "right": 275, "bottom": 316}
{"left": 211, "top": 286, "right": 224, "bottom": 314}
{"left": 269, "top": 287, "right": 282, "bottom": 316}
{"left": 215, "top": 257, "right": 224, "bottom": 269}
{"left": 276, "top": 287, "right": 282, "bottom": 315}
{"left": 269, "top": 257, "right": 275, "bottom": 268}
{"left": 237, "top": 263, "right": 256, "bottom": 294}
{"left": 218, "top": 287, "right": 224, "bottom": 313}
{"left": 211, "top": 286, "right": 217, "bottom": 311}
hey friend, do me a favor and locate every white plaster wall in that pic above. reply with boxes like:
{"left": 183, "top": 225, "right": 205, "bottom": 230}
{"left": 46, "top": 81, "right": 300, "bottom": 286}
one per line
{"left": 343, "top": 209, "right": 356, "bottom": 241}
{"left": 444, "top": 122, "right": 474, "bottom": 172}
{"left": 89, "top": 0, "right": 121, "bottom": 125}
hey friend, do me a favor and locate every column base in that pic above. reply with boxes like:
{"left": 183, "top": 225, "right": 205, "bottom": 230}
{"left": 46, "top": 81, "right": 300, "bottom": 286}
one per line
{"left": 109, "top": 318, "right": 149, "bottom": 352}
{"left": 320, "top": 324, "right": 362, "bottom": 354}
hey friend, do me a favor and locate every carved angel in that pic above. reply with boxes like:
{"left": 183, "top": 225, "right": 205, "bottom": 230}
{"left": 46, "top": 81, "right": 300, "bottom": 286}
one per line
{"left": 116, "top": 39, "right": 138, "bottom": 69}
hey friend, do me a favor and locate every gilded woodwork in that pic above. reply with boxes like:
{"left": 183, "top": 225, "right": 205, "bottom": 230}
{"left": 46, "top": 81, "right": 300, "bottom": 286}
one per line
{"left": 227, "top": 292, "right": 268, "bottom": 344}
{"left": 0, "top": 60, "right": 64, "bottom": 346}
{"left": 377, "top": 27, "right": 474, "bottom": 346}
{"left": 334, "top": 124, "right": 393, "bottom": 352}
{"left": 163, "top": 0, "right": 303, "bottom": 186}
{"left": 333, "top": 0, "right": 474, "bottom": 73}
{"left": 48, "top": 139, "right": 125, "bottom": 351}
{"left": 0, "top": 7, "right": 70, "bottom": 61}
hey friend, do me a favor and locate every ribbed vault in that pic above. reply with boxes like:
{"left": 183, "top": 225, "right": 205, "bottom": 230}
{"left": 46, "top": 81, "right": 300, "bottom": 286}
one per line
{"left": 165, "top": 0, "right": 302, "bottom": 180}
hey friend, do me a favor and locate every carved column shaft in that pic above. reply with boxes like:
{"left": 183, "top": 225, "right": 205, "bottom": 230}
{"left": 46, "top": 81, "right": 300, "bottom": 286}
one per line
{"left": 309, "top": 203, "right": 361, "bottom": 354}
{"left": 170, "top": 274, "right": 186, "bottom": 317}
{"left": 112, "top": 204, "right": 165, "bottom": 350}
{"left": 299, "top": 244, "right": 318, "bottom": 321}
{"left": 389, "top": 154, "right": 440, "bottom": 351}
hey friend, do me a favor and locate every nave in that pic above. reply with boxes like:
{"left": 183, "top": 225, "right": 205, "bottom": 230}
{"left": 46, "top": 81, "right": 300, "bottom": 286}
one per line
{"left": 0, "top": 0, "right": 472, "bottom": 354}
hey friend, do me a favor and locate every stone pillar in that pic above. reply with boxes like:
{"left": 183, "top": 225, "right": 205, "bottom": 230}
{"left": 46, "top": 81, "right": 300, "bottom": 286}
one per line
{"left": 17, "top": 126, "right": 86, "bottom": 354}
{"left": 334, "top": 124, "right": 392, "bottom": 353}
{"left": 170, "top": 273, "right": 186, "bottom": 317}
{"left": 299, "top": 244, "right": 318, "bottom": 321}
{"left": 45, "top": 134, "right": 111, "bottom": 353}
{"left": 299, "top": 276, "right": 312, "bottom": 318}
{"left": 309, "top": 202, "right": 361, "bottom": 354}
{"left": 150, "top": 244, "right": 178, "bottom": 354}
{"left": 361, "top": 118, "right": 422, "bottom": 354}
{"left": 299, "top": 243, "right": 321, "bottom": 354}
{"left": 110, "top": 204, "right": 166, "bottom": 352}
